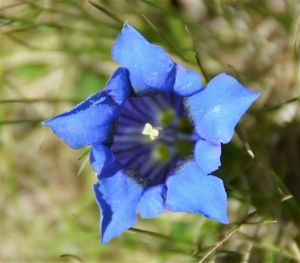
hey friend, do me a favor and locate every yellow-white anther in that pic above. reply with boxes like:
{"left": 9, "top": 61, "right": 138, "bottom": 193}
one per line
{"left": 142, "top": 123, "right": 159, "bottom": 141}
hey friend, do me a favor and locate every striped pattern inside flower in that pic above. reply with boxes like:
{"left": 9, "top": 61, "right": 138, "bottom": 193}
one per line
{"left": 110, "top": 92, "right": 195, "bottom": 186}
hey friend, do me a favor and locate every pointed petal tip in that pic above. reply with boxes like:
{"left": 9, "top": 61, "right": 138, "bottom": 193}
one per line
{"left": 100, "top": 229, "right": 113, "bottom": 245}
{"left": 245, "top": 87, "right": 261, "bottom": 103}
{"left": 100, "top": 235, "right": 111, "bottom": 245}
{"left": 253, "top": 90, "right": 261, "bottom": 100}
{"left": 121, "top": 22, "right": 140, "bottom": 35}
{"left": 99, "top": 217, "right": 138, "bottom": 245}
{"left": 122, "top": 21, "right": 130, "bottom": 29}
{"left": 41, "top": 120, "right": 47, "bottom": 126}
{"left": 222, "top": 216, "right": 229, "bottom": 224}
{"left": 41, "top": 117, "right": 54, "bottom": 127}
{"left": 42, "top": 118, "right": 60, "bottom": 130}
{"left": 209, "top": 210, "right": 229, "bottom": 224}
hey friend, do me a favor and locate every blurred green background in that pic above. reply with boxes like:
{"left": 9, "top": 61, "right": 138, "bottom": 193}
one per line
{"left": 1, "top": 0, "right": 300, "bottom": 262}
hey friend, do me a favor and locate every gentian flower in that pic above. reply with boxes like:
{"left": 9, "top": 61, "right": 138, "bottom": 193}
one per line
{"left": 43, "top": 23, "right": 260, "bottom": 244}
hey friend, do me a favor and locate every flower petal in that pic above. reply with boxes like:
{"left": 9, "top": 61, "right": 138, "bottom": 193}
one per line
{"left": 89, "top": 144, "right": 119, "bottom": 176}
{"left": 194, "top": 139, "right": 221, "bottom": 174}
{"left": 112, "top": 23, "right": 176, "bottom": 95}
{"left": 136, "top": 184, "right": 166, "bottom": 219}
{"left": 186, "top": 73, "right": 260, "bottom": 143}
{"left": 166, "top": 160, "right": 228, "bottom": 223}
{"left": 173, "top": 65, "right": 202, "bottom": 96}
{"left": 93, "top": 172, "right": 144, "bottom": 244}
{"left": 90, "top": 144, "right": 144, "bottom": 244}
{"left": 42, "top": 67, "right": 130, "bottom": 149}
{"left": 104, "top": 67, "right": 131, "bottom": 106}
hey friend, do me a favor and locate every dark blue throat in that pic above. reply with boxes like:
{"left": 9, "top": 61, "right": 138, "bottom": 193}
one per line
{"left": 110, "top": 92, "right": 196, "bottom": 186}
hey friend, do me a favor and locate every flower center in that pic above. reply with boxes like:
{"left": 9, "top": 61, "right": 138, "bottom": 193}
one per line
{"left": 142, "top": 123, "right": 160, "bottom": 141}
{"left": 110, "top": 92, "right": 196, "bottom": 186}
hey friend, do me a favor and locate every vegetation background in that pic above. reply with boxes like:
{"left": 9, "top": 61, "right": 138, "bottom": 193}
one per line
{"left": 1, "top": 0, "right": 300, "bottom": 262}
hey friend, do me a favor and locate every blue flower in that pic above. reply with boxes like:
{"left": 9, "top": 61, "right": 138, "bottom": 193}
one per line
{"left": 43, "top": 23, "right": 260, "bottom": 244}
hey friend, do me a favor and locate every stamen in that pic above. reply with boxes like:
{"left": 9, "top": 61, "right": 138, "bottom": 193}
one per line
{"left": 142, "top": 123, "right": 160, "bottom": 141}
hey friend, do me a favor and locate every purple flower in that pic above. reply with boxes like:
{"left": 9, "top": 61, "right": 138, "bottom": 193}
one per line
{"left": 43, "top": 23, "right": 260, "bottom": 244}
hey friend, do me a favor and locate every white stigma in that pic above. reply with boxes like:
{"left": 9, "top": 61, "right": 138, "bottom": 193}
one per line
{"left": 142, "top": 123, "right": 160, "bottom": 141}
